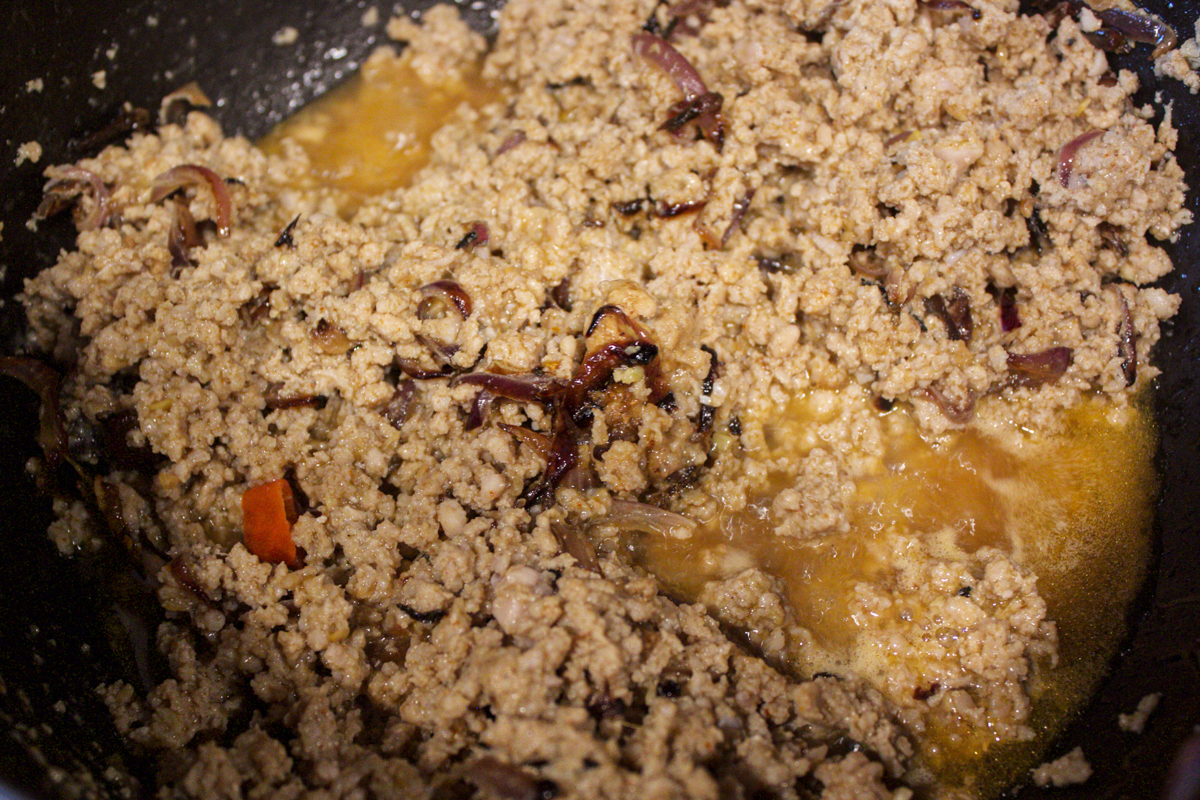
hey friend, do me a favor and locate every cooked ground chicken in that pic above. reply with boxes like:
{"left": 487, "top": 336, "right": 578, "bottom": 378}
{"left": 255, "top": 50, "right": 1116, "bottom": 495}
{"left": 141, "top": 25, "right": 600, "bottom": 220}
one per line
{"left": 15, "top": 0, "right": 1192, "bottom": 798}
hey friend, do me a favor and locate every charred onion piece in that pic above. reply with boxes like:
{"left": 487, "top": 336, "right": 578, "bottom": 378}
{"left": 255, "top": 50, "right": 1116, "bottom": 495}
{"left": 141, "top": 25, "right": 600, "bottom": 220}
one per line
{"left": 159, "top": 82, "right": 212, "bottom": 127}
{"left": 656, "top": 198, "right": 708, "bottom": 218}
{"left": 150, "top": 164, "right": 232, "bottom": 236}
{"left": 417, "top": 279, "right": 473, "bottom": 320}
{"left": 524, "top": 414, "right": 583, "bottom": 508}
{"left": 924, "top": 288, "right": 973, "bottom": 342}
{"left": 0, "top": 357, "right": 69, "bottom": 469}
{"left": 550, "top": 277, "right": 573, "bottom": 311}
{"left": 631, "top": 31, "right": 725, "bottom": 150}
{"left": 1096, "top": 7, "right": 1177, "bottom": 58}
{"left": 37, "top": 167, "right": 114, "bottom": 231}
{"left": 381, "top": 381, "right": 417, "bottom": 429}
{"left": 395, "top": 357, "right": 453, "bottom": 380}
{"left": 453, "top": 372, "right": 565, "bottom": 405}
{"left": 1057, "top": 130, "right": 1105, "bottom": 188}
{"left": 721, "top": 188, "right": 754, "bottom": 246}
{"left": 595, "top": 499, "right": 697, "bottom": 539}
{"left": 275, "top": 215, "right": 300, "bottom": 248}
{"left": 1113, "top": 287, "right": 1137, "bottom": 386}
{"left": 415, "top": 333, "right": 459, "bottom": 366}
{"left": 695, "top": 345, "right": 719, "bottom": 433}
{"left": 1097, "top": 221, "right": 1129, "bottom": 257}
{"left": 1006, "top": 346, "right": 1073, "bottom": 388}
{"left": 921, "top": 385, "right": 976, "bottom": 425}
{"left": 455, "top": 222, "right": 490, "bottom": 251}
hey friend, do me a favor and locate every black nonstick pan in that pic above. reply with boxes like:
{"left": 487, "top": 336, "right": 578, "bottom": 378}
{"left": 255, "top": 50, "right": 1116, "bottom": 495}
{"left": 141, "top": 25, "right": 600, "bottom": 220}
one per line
{"left": 0, "top": 1, "right": 1197, "bottom": 798}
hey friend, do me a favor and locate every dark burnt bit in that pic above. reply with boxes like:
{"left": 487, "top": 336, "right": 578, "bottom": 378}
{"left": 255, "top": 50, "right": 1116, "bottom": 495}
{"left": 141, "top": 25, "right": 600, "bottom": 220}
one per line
{"left": 264, "top": 383, "right": 327, "bottom": 411}
{"left": 912, "top": 682, "right": 941, "bottom": 701}
{"left": 397, "top": 603, "right": 447, "bottom": 625}
{"left": 957, "top": 585, "right": 973, "bottom": 597}
{"left": 727, "top": 415, "right": 742, "bottom": 436}
{"left": 1098, "top": 71, "right": 1119, "bottom": 87}
{"left": 656, "top": 198, "right": 708, "bottom": 218}
{"left": 1097, "top": 221, "right": 1129, "bottom": 258}
{"left": 274, "top": 215, "right": 301, "bottom": 248}
{"left": 545, "top": 76, "right": 590, "bottom": 90}
{"left": 656, "top": 680, "right": 683, "bottom": 698}
{"left": 919, "top": 0, "right": 982, "bottom": 17}
{"left": 586, "top": 691, "right": 628, "bottom": 719}
{"left": 73, "top": 105, "right": 153, "bottom": 157}
{"left": 283, "top": 469, "right": 312, "bottom": 516}
{"left": 923, "top": 287, "right": 973, "bottom": 342}
{"left": 873, "top": 396, "right": 895, "bottom": 413}
{"left": 1026, "top": 205, "right": 1051, "bottom": 254}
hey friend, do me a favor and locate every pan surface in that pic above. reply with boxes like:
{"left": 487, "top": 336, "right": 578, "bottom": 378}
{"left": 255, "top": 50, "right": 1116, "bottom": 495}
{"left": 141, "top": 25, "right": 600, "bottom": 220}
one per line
{"left": 0, "top": 1, "right": 1196, "bottom": 798}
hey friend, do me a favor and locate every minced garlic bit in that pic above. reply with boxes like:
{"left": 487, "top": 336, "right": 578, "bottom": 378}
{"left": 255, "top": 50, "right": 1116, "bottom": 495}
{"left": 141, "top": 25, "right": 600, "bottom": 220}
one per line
{"left": 1118, "top": 691, "right": 1162, "bottom": 733}
{"left": 1032, "top": 747, "right": 1093, "bottom": 787}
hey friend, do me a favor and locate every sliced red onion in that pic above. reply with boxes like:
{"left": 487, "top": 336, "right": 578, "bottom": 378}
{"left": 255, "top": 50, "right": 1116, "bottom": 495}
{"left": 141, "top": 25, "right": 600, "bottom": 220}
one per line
{"left": 1057, "top": 130, "right": 1105, "bottom": 188}
{"left": 313, "top": 319, "right": 353, "bottom": 355}
{"left": 919, "top": 0, "right": 981, "bottom": 18}
{"left": 1096, "top": 7, "right": 1177, "bottom": 58}
{"left": 657, "top": 198, "right": 708, "bottom": 218}
{"left": 613, "top": 199, "right": 645, "bottom": 216}
{"left": 168, "top": 198, "right": 200, "bottom": 268}
{"left": 265, "top": 383, "right": 324, "bottom": 410}
{"left": 465, "top": 757, "right": 556, "bottom": 800}
{"left": 417, "top": 279, "right": 473, "bottom": 320}
{"left": 1113, "top": 287, "right": 1137, "bottom": 386}
{"left": 464, "top": 388, "right": 495, "bottom": 431}
{"left": 37, "top": 167, "right": 114, "bottom": 231}
{"left": 0, "top": 357, "right": 69, "bottom": 468}
{"left": 660, "top": 92, "right": 726, "bottom": 150}
{"left": 921, "top": 385, "right": 976, "bottom": 425}
{"left": 550, "top": 277, "right": 572, "bottom": 311}
{"left": 998, "top": 286, "right": 1022, "bottom": 332}
{"left": 695, "top": 344, "right": 719, "bottom": 433}
{"left": 381, "top": 381, "right": 417, "bottom": 429}
{"left": 497, "top": 131, "right": 526, "bottom": 156}
{"left": 1083, "top": 28, "right": 1133, "bottom": 54}
{"left": 849, "top": 246, "right": 889, "bottom": 280}
{"left": 721, "top": 188, "right": 754, "bottom": 247}
{"left": 158, "top": 82, "right": 212, "bottom": 127}
{"left": 551, "top": 521, "right": 599, "bottom": 572}
{"left": 595, "top": 499, "right": 697, "bottom": 539}
{"left": 395, "top": 357, "right": 453, "bottom": 380}
{"left": 631, "top": 31, "right": 725, "bottom": 150}
{"left": 924, "top": 288, "right": 973, "bottom": 342}
{"left": 1006, "top": 346, "right": 1073, "bottom": 388}
{"left": 150, "top": 164, "right": 232, "bottom": 236}
{"left": 498, "top": 422, "right": 552, "bottom": 459}
{"left": 452, "top": 372, "right": 565, "bottom": 405}
{"left": 566, "top": 341, "right": 660, "bottom": 419}
{"left": 455, "top": 222, "right": 490, "bottom": 251}
{"left": 524, "top": 414, "right": 582, "bottom": 507}
{"left": 415, "top": 333, "right": 459, "bottom": 366}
